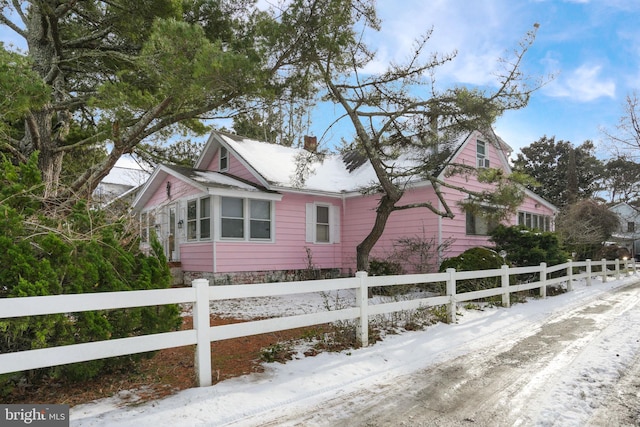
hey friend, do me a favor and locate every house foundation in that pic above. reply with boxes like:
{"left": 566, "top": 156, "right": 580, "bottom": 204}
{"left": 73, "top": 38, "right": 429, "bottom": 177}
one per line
{"left": 182, "top": 268, "right": 343, "bottom": 286}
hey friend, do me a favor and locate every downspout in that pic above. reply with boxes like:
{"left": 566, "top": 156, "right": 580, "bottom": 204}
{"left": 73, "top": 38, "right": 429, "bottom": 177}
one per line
{"left": 212, "top": 196, "right": 217, "bottom": 275}
{"left": 438, "top": 198, "right": 443, "bottom": 266}
{"left": 342, "top": 192, "right": 347, "bottom": 274}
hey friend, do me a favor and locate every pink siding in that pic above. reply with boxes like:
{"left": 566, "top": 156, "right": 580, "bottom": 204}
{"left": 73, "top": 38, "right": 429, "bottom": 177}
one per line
{"left": 517, "top": 197, "right": 555, "bottom": 219}
{"left": 143, "top": 173, "right": 201, "bottom": 210}
{"left": 180, "top": 243, "right": 214, "bottom": 272}
{"left": 213, "top": 193, "right": 344, "bottom": 273}
{"left": 204, "top": 148, "right": 262, "bottom": 185}
{"left": 342, "top": 186, "right": 442, "bottom": 272}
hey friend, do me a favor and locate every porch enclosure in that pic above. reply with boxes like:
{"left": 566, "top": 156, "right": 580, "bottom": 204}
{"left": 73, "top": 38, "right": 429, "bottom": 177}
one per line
{"left": 0, "top": 258, "right": 635, "bottom": 388}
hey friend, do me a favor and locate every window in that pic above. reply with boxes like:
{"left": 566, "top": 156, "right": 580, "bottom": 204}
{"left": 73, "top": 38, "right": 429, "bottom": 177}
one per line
{"left": 250, "top": 200, "right": 271, "bottom": 239}
{"left": 477, "top": 140, "right": 489, "bottom": 168}
{"left": 466, "top": 209, "right": 499, "bottom": 236}
{"left": 316, "top": 205, "right": 330, "bottom": 243}
{"left": 140, "top": 211, "right": 157, "bottom": 242}
{"left": 141, "top": 212, "right": 148, "bottom": 243}
{"left": 628, "top": 222, "right": 635, "bottom": 233}
{"left": 187, "top": 200, "right": 197, "bottom": 240}
{"left": 221, "top": 197, "right": 244, "bottom": 238}
{"left": 306, "top": 203, "right": 340, "bottom": 243}
{"left": 219, "top": 147, "right": 228, "bottom": 171}
{"left": 517, "top": 212, "right": 552, "bottom": 232}
{"left": 187, "top": 197, "right": 211, "bottom": 240}
{"left": 200, "top": 197, "right": 211, "bottom": 239}
{"left": 221, "top": 197, "right": 273, "bottom": 240}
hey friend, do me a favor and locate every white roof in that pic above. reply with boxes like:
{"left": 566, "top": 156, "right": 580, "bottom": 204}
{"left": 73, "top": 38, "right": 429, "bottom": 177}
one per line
{"left": 101, "top": 156, "right": 151, "bottom": 187}
{"left": 216, "top": 133, "right": 437, "bottom": 193}
{"left": 190, "top": 169, "right": 265, "bottom": 192}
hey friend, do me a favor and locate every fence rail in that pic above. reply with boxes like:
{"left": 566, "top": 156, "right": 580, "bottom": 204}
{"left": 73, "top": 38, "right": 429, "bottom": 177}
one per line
{"left": 0, "top": 258, "right": 636, "bottom": 387}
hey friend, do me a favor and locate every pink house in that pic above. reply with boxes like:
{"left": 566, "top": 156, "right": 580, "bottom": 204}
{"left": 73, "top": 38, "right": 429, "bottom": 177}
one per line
{"left": 132, "top": 130, "right": 557, "bottom": 284}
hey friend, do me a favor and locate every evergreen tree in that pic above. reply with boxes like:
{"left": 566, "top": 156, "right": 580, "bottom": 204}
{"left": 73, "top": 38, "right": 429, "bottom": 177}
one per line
{"left": 0, "top": 153, "right": 180, "bottom": 393}
{"left": 0, "top": 1, "right": 318, "bottom": 207}
{"left": 512, "top": 136, "right": 604, "bottom": 207}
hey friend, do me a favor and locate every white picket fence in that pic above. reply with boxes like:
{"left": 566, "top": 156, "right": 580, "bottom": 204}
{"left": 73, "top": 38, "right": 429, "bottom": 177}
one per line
{"left": 0, "top": 258, "right": 636, "bottom": 387}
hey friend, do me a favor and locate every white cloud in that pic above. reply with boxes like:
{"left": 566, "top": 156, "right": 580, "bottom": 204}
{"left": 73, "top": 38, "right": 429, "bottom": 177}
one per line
{"left": 544, "top": 64, "right": 615, "bottom": 101}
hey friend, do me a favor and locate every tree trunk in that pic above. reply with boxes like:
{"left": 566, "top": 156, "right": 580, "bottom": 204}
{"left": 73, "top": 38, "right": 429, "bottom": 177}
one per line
{"left": 21, "top": 4, "right": 70, "bottom": 200}
{"left": 355, "top": 194, "right": 399, "bottom": 271}
{"left": 24, "top": 108, "right": 65, "bottom": 200}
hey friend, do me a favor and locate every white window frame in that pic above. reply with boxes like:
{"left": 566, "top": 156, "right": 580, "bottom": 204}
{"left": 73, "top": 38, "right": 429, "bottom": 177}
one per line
{"left": 140, "top": 210, "right": 159, "bottom": 243}
{"left": 517, "top": 211, "right": 552, "bottom": 232}
{"left": 220, "top": 196, "right": 245, "bottom": 239}
{"left": 219, "top": 196, "right": 274, "bottom": 241}
{"left": 316, "top": 205, "right": 330, "bottom": 243}
{"left": 465, "top": 208, "right": 498, "bottom": 236}
{"left": 249, "top": 199, "right": 272, "bottom": 240}
{"left": 219, "top": 146, "right": 229, "bottom": 171}
{"left": 186, "top": 197, "right": 212, "bottom": 241}
{"left": 477, "top": 140, "right": 489, "bottom": 168}
{"left": 306, "top": 203, "right": 340, "bottom": 244}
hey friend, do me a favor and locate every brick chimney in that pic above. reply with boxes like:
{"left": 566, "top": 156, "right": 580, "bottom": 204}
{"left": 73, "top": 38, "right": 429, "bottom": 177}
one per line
{"left": 303, "top": 135, "right": 317, "bottom": 152}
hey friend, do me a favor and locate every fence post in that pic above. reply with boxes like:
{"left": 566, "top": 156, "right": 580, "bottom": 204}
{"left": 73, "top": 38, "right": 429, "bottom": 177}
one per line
{"left": 501, "top": 265, "right": 510, "bottom": 308}
{"left": 540, "top": 262, "right": 547, "bottom": 297}
{"left": 446, "top": 268, "right": 457, "bottom": 324}
{"left": 355, "top": 271, "right": 369, "bottom": 347}
{"left": 586, "top": 259, "right": 592, "bottom": 286}
{"left": 615, "top": 258, "right": 620, "bottom": 280}
{"left": 602, "top": 258, "right": 607, "bottom": 283}
{"left": 565, "top": 260, "right": 572, "bottom": 292}
{"left": 193, "top": 279, "right": 212, "bottom": 387}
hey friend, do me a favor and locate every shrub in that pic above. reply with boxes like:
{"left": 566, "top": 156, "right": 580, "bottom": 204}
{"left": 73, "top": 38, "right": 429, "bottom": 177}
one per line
{"left": 388, "top": 234, "right": 453, "bottom": 274}
{"left": 0, "top": 154, "right": 181, "bottom": 395}
{"left": 368, "top": 259, "right": 406, "bottom": 296}
{"left": 439, "top": 247, "right": 504, "bottom": 293}
{"left": 489, "top": 225, "right": 569, "bottom": 266}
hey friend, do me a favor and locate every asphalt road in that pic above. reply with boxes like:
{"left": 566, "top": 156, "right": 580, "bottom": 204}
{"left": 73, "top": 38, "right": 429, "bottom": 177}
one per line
{"left": 261, "top": 281, "right": 640, "bottom": 427}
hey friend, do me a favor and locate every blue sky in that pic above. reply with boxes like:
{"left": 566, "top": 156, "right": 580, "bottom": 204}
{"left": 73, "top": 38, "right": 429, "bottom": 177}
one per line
{"left": 306, "top": 0, "right": 640, "bottom": 159}
{"left": 3, "top": 1, "right": 639, "bottom": 160}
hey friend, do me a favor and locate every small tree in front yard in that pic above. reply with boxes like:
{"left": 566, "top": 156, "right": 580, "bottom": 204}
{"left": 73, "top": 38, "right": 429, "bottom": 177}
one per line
{"left": 389, "top": 233, "right": 453, "bottom": 274}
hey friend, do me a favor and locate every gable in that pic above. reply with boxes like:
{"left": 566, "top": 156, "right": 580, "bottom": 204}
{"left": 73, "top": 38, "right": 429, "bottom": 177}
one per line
{"left": 132, "top": 164, "right": 281, "bottom": 211}
{"left": 196, "top": 131, "right": 375, "bottom": 194}
{"left": 444, "top": 130, "right": 512, "bottom": 175}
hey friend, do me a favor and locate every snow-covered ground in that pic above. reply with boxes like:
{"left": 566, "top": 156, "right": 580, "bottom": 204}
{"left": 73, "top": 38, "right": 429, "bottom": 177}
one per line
{"left": 71, "top": 275, "right": 640, "bottom": 426}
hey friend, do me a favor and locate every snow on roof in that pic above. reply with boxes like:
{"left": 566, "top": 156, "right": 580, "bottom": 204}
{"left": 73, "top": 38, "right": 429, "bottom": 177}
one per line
{"left": 163, "top": 164, "right": 274, "bottom": 194}
{"left": 217, "top": 133, "right": 380, "bottom": 193}
{"left": 191, "top": 170, "right": 261, "bottom": 191}
{"left": 100, "top": 155, "right": 152, "bottom": 187}
{"left": 101, "top": 166, "right": 150, "bottom": 187}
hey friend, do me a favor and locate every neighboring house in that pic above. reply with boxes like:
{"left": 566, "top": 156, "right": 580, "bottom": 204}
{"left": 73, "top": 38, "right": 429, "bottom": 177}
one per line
{"left": 132, "top": 130, "right": 557, "bottom": 284}
{"left": 93, "top": 156, "right": 151, "bottom": 206}
{"left": 609, "top": 202, "right": 640, "bottom": 259}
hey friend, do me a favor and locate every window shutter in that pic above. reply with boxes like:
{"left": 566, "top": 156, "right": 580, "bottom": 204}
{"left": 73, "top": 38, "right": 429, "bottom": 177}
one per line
{"left": 330, "top": 205, "right": 340, "bottom": 243}
{"left": 305, "top": 203, "right": 314, "bottom": 243}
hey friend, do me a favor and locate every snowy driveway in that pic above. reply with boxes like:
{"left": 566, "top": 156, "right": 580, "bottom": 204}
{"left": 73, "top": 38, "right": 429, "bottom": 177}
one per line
{"left": 71, "top": 277, "right": 640, "bottom": 427}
